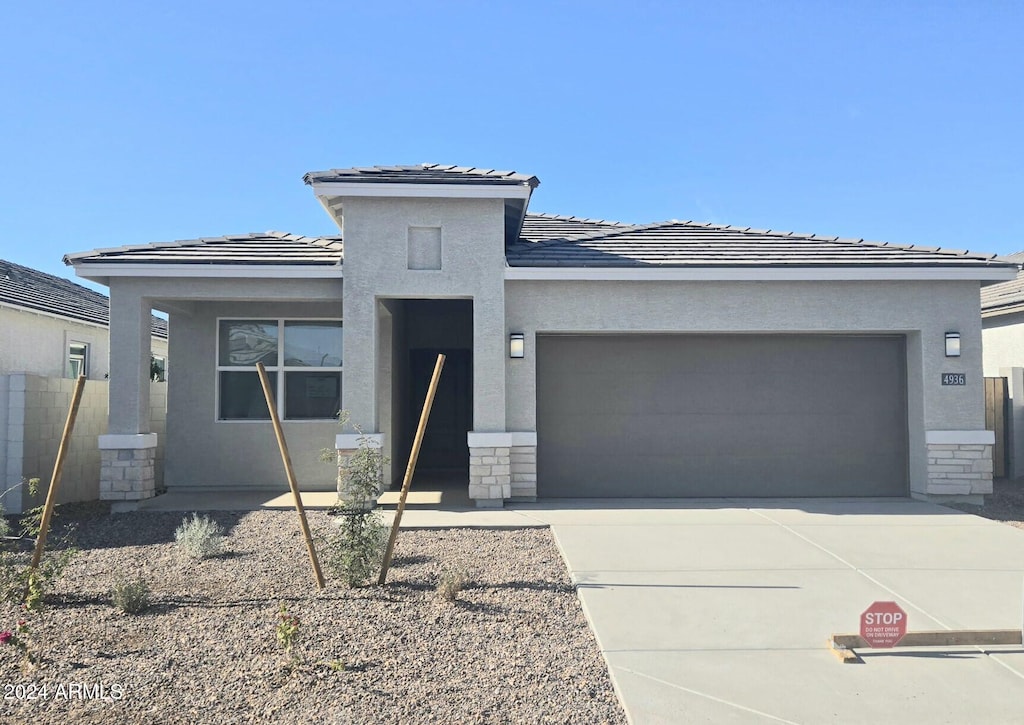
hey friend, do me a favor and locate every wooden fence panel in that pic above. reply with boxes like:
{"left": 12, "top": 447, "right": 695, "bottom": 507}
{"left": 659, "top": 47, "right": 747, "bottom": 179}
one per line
{"left": 984, "top": 376, "right": 1007, "bottom": 478}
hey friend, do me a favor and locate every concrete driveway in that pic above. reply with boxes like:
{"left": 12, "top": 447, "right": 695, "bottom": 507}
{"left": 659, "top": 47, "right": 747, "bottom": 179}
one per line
{"left": 516, "top": 498, "right": 1024, "bottom": 724}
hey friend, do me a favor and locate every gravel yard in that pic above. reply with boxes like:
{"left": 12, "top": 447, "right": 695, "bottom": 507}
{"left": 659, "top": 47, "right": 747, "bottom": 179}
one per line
{"left": 0, "top": 507, "right": 625, "bottom": 724}
{"left": 951, "top": 477, "right": 1024, "bottom": 531}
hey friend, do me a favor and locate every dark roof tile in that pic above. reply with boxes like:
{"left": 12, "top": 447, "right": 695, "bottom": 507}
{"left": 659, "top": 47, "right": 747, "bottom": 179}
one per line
{"left": 0, "top": 259, "right": 168, "bottom": 338}
{"left": 981, "top": 254, "right": 1024, "bottom": 314}
{"left": 64, "top": 232, "right": 343, "bottom": 266}
{"left": 303, "top": 163, "right": 539, "bottom": 188}
{"left": 518, "top": 213, "right": 636, "bottom": 246}
{"left": 510, "top": 219, "right": 1010, "bottom": 268}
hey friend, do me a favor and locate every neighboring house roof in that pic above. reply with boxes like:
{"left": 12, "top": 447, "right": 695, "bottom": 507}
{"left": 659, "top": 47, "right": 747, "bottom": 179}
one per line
{"left": 0, "top": 258, "right": 168, "bottom": 338}
{"left": 506, "top": 219, "right": 1011, "bottom": 268}
{"left": 303, "top": 163, "right": 540, "bottom": 188}
{"left": 64, "top": 232, "right": 343, "bottom": 266}
{"left": 980, "top": 252, "right": 1024, "bottom": 317}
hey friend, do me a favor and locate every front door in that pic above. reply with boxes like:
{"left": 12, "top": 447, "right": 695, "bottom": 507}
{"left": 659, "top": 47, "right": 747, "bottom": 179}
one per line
{"left": 408, "top": 348, "right": 472, "bottom": 471}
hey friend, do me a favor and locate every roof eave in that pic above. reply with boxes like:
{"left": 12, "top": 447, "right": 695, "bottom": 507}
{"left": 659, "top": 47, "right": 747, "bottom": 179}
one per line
{"left": 982, "top": 304, "right": 1024, "bottom": 319}
{"left": 310, "top": 180, "right": 533, "bottom": 200}
{"left": 504, "top": 265, "right": 1020, "bottom": 282}
{"left": 68, "top": 262, "right": 344, "bottom": 281}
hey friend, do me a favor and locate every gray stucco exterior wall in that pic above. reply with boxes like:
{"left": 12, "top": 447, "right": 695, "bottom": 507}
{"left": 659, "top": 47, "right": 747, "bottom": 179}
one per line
{"left": 165, "top": 299, "right": 342, "bottom": 490}
{"left": 338, "top": 197, "right": 507, "bottom": 435}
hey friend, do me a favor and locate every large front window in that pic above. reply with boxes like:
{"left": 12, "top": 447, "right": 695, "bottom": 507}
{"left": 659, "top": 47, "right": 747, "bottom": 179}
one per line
{"left": 216, "top": 319, "right": 342, "bottom": 420}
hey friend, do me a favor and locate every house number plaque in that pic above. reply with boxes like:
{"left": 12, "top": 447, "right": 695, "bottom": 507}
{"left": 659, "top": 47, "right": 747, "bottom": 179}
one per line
{"left": 941, "top": 373, "right": 966, "bottom": 386}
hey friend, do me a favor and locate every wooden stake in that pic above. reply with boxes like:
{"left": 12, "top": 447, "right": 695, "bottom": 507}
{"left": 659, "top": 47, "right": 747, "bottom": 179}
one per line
{"left": 378, "top": 353, "right": 445, "bottom": 586}
{"left": 256, "top": 362, "right": 325, "bottom": 590}
{"left": 828, "top": 628, "right": 1023, "bottom": 663}
{"left": 30, "top": 375, "right": 87, "bottom": 570}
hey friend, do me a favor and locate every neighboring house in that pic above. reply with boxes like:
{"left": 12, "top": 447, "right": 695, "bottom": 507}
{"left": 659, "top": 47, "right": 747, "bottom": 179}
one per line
{"left": 63, "top": 164, "right": 1016, "bottom": 508}
{"left": 980, "top": 253, "right": 1024, "bottom": 478}
{"left": 980, "top": 252, "right": 1024, "bottom": 377}
{"left": 0, "top": 259, "right": 169, "bottom": 514}
{"left": 0, "top": 258, "right": 169, "bottom": 378}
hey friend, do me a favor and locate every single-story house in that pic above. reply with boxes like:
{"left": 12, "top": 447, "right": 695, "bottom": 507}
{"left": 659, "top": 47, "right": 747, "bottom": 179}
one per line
{"left": 0, "top": 258, "right": 168, "bottom": 379}
{"left": 64, "top": 164, "right": 1016, "bottom": 507}
{"left": 980, "top": 252, "right": 1024, "bottom": 478}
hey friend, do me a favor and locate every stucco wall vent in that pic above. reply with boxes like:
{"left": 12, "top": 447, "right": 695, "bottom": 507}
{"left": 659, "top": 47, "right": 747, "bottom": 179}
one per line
{"left": 407, "top": 226, "right": 442, "bottom": 270}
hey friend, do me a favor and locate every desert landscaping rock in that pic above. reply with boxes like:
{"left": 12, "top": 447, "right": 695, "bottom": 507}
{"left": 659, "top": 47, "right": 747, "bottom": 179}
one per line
{"left": 0, "top": 507, "right": 625, "bottom": 724}
{"left": 951, "top": 477, "right": 1024, "bottom": 531}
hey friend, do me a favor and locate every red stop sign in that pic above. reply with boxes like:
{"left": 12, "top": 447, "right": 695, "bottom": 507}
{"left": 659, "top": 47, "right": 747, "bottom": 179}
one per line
{"left": 860, "top": 601, "right": 907, "bottom": 648}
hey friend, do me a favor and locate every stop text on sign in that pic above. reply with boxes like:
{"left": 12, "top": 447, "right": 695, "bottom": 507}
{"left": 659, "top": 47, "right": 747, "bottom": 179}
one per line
{"left": 863, "top": 611, "right": 903, "bottom": 626}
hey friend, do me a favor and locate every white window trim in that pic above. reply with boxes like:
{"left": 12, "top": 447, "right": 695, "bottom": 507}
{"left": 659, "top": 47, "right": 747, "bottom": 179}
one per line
{"left": 68, "top": 341, "right": 89, "bottom": 379}
{"left": 215, "top": 318, "right": 343, "bottom": 423}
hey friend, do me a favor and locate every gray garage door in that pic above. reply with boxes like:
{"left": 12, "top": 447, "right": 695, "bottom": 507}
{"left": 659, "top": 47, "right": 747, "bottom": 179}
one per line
{"left": 537, "top": 334, "right": 907, "bottom": 497}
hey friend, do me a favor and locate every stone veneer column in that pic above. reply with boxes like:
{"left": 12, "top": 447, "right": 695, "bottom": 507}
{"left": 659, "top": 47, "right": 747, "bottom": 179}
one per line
{"left": 924, "top": 430, "right": 994, "bottom": 501}
{"left": 99, "top": 433, "right": 158, "bottom": 508}
{"left": 509, "top": 432, "right": 538, "bottom": 501}
{"left": 467, "top": 432, "right": 537, "bottom": 506}
{"left": 467, "top": 432, "right": 511, "bottom": 507}
{"left": 336, "top": 433, "right": 384, "bottom": 509}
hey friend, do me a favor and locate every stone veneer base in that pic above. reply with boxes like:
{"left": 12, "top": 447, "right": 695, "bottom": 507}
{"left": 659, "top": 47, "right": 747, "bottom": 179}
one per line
{"left": 98, "top": 434, "right": 157, "bottom": 503}
{"left": 923, "top": 430, "right": 994, "bottom": 498}
{"left": 468, "top": 432, "right": 536, "bottom": 506}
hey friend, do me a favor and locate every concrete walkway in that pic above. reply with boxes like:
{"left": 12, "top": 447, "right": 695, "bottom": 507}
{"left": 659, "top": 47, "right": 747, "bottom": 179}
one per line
{"left": 134, "top": 491, "right": 1024, "bottom": 723}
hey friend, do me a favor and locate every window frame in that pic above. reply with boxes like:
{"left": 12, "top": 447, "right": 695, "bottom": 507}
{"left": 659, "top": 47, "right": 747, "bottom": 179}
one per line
{"left": 151, "top": 354, "right": 167, "bottom": 382}
{"left": 215, "top": 318, "right": 343, "bottom": 422}
{"left": 68, "top": 342, "right": 89, "bottom": 379}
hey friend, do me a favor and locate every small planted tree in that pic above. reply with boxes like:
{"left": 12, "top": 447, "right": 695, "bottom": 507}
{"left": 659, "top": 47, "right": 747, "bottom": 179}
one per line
{"left": 0, "top": 478, "right": 77, "bottom": 671}
{"left": 320, "top": 413, "right": 388, "bottom": 587}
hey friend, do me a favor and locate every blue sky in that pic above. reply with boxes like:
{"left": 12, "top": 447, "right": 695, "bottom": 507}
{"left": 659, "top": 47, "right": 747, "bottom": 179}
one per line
{"left": 1, "top": 1, "right": 1021, "bottom": 289}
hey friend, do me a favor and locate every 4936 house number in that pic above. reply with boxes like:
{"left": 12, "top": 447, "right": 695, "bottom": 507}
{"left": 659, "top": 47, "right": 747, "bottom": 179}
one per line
{"left": 941, "top": 373, "right": 966, "bottom": 386}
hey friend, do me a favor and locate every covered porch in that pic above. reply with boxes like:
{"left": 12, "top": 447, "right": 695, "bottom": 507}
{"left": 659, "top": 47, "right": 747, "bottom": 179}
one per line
{"left": 64, "top": 233, "right": 347, "bottom": 508}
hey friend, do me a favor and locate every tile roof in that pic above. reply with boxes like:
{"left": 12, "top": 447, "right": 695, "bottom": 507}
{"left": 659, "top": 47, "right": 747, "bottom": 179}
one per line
{"left": 303, "top": 163, "right": 540, "bottom": 188}
{"left": 0, "top": 259, "right": 168, "bottom": 338}
{"left": 980, "top": 252, "right": 1024, "bottom": 315}
{"left": 64, "top": 232, "right": 344, "bottom": 266}
{"left": 506, "top": 219, "right": 1011, "bottom": 268}
{"left": 518, "top": 213, "right": 635, "bottom": 244}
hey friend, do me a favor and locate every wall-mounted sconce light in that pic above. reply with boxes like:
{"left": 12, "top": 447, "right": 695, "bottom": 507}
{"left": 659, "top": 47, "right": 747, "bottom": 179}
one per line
{"left": 945, "top": 332, "right": 961, "bottom": 357}
{"left": 509, "top": 332, "right": 525, "bottom": 359}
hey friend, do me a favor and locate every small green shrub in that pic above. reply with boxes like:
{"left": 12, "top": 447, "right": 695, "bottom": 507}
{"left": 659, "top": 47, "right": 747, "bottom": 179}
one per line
{"left": 0, "top": 478, "right": 76, "bottom": 612}
{"left": 437, "top": 562, "right": 472, "bottom": 602}
{"left": 174, "top": 513, "right": 225, "bottom": 560}
{"left": 321, "top": 511, "right": 388, "bottom": 588}
{"left": 276, "top": 602, "right": 300, "bottom": 655}
{"left": 112, "top": 577, "right": 151, "bottom": 614}
{"left": 327, "top": 411, "right": 388, "bottom": 510}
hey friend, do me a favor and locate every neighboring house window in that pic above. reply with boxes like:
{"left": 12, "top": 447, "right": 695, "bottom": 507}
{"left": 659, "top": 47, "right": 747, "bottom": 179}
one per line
{"left": 151, "top": 355, "right": 167, "bottom": 382}
{"left": 216, "top": 319, "right": 342, "bottom": 421}
{"left": 68, "top": 343, "right": 89, "bottom": 379}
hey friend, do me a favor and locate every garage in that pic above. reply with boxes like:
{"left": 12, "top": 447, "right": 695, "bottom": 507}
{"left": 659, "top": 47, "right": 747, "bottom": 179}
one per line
{"left": 536, "top": 334, "right": 908, "bottom": 497}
